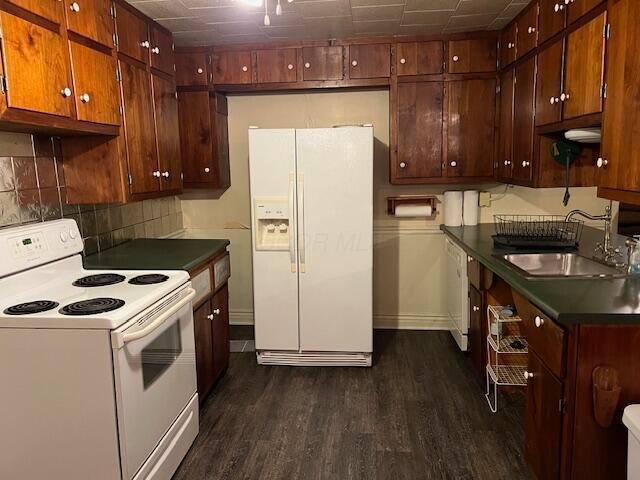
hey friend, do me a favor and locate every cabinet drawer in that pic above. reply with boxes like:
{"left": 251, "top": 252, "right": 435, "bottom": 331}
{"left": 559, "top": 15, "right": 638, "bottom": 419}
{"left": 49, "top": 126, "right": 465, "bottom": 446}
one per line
{"left": 191, "top": 265, "right": 212, "bottom": 306}
{"left": 213, "top": 253, "right": 230, "bottom": 291}
{"left": 513, "top": 289, "right": 565, "bottom": 377}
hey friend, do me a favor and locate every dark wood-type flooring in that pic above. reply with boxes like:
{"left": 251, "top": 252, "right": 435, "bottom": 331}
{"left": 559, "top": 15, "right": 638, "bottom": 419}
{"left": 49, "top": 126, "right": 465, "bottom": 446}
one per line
{"left": 173, "top": 330, "right": 532, "bottom": 480}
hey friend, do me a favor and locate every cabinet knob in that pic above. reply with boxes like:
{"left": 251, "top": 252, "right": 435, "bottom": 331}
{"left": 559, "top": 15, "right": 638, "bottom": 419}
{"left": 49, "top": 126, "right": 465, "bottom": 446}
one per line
{"left": 197, "top": 67, "right": 204, "bottom": 74}
{"left": 213, "top": 308, "right": 220, "bottom": 315}
{"left": 351, "top": 60, "right": 358, "bottom": 67}
{"left": 242, "top": 65, "right": 248, "bottom": 72}
{"left": 60, "top": 87, "right": 72, "bottom": 98}
{"left": 550, "top": 96, "right": 559, "bottom": 104}
{"left": 565, "top": 0, "right": 574, "bottom": 4}
{"left": 80, "top": 93, "right": 90, "bottom": 103}
{"left": 452, "top": 55, "right": 459, "bottom": 62}
{"left": 524, "top": 371, "right": 534, "bottom": 380}
{"left": 450, "top": 161, "right": 457, "bottom": 167}
{"left": 473, "top": 305, "right": 480, "bottom": 312}
{"left": 399, "top": 162, "right": 406, "bottom": 169}
{"left": 504, "top": 160, "right": 509, "bottom": 166}
{"left": 596, "top": 157, "right": 608, "bottom": 168}
{"left": 207, "top": 314, "right": 214, "bottom": 320}
{"left": 162, "top": 171, "right": 170, "bottom": 178}
{"left": 152, "top": 47, "right": 160, "bottom": 55}
{"left": 522, "top": 161, "right": 530, "bottom": 167}
{"left": 287, "top": 63, "right": 294, "bottom": 70}
{"left": 400, "top": 58, "right": 406, "bottom": 64}
{"left": 528, "top": 26, "right": 536, "bottom": 34}
{"left": 140, "top": 40, "right": 150, "bottom": 48}
{"left": 70, "top": 2, "right": 80, "bottom": 12}
{"left": 534, "top": 315, "right": 545, "bottom": 327}
{"left": 152, "top": 171, "right": 161, "bottom": 178}
{"left": 304, "top": 62, "right": 311, "bottom": 69}
{"left": 560, "top": 92, "right": 570, "bottom": 101}
{"left": 507, "top": 42, "right": 514, "bottom": 49}
{"left": 204, "top": 167, "right": 211, "bottom": 173}
{"left": 554, "top": 3, "right": 565, "bottom": 12}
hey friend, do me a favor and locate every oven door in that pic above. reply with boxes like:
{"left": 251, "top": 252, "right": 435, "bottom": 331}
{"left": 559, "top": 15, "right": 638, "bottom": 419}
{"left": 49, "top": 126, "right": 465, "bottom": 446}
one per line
{"left": 111, "top": 285, "right": 197, "bottom": 480}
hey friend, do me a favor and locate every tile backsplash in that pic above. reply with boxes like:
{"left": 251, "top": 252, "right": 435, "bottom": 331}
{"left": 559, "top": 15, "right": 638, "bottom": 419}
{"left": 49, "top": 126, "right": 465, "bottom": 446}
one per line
{"left": 0, "top": 133, "right": 184, "bottom": 255}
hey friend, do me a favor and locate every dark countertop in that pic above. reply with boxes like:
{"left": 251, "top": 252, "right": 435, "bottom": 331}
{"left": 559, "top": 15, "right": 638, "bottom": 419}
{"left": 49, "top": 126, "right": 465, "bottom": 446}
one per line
{"left": 84, "top": 238, "right": 230, "bottom": 272}
{"left": 442, "top": 223, "right": 640, "bottom": 325}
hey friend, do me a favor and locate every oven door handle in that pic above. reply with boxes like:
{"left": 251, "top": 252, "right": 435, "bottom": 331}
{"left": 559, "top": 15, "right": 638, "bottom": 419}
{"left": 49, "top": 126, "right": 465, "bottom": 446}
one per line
{"left": 113, "top": 288, "right": 195, "bottom": 349}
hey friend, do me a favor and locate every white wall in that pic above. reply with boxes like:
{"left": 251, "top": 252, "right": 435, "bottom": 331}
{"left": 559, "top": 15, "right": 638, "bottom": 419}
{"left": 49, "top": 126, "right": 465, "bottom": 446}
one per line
{"left": 180, "top": 90, "right": 611, "bottom": 329}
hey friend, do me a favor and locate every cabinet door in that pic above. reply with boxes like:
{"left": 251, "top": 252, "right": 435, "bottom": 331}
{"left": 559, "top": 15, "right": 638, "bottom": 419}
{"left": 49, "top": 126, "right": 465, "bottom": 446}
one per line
{"left": 469, "top": 285, "right": 485, "bottom": 381}
{"left": 395, "top": 82, "right": 443, "bottom": 180}
{"left": 1, "top": 12, "right": 73, "bottom": 117}
{"left": 512, "top": 57, "right": 536, "bottom": 182}
{"left": 539, "top": 0, "right": 566, "bottom": 43}
{"left": 211, "top": 94, "right": 230, "bottom": 190}
{"left": 256, "top": 48, "right": 297, "bottom": 83}
{"left": 348, "top": 44, "right": 391, "bottom": 78}
{"left": 7, "top": 0, "right": 63, "bottom": 23}
{"left": 396, "top": 41, "right": 443, "bottom": 76}
{"left": 535, "top": 40, "right": 564, "bottom": 126}
{"left": 447, "top": 79, "right": 496, "bottom": 177}
{"left": 177, "top": 91, "right": 212, "bottom": 184}
{"left": 448, "top": 38, "right": 497, "bottom": 73}
{"left": 500, "top": 23, "right": 517, "bottom": 68}
{"left": 193, "top": 301, "right": 215, "bottom": 398}
{"left": 175, "top": 52, "right": 209, "bottom": 86}
{"left": 115, "top": 3, "right": 149, "bottom": 64}
{"left": 498, "top": 69, "right": 514, "bottom": 179}
{"left": 598, "top": 0, "right": 640, "bottom": 191}
{"left": 69, "top": 41, "right": 120, "bottom": 125}
{"left": 563, "top": 12, "right": 606, "bottom": 119}
{"left": 63, "top": 0, "right": 114, "bottom": 47}
{"left": 120, "top": 60, "right": 159, "bottom": 195}
{"left": 150, "top": 26, "right": 174, "bottom": 75}
{"left": 568, "top": 0, "right": 605, "bottom": 24}
{"left": 302, "top": 46, "right": 343, "bottom": 81}
{"left": 211, "top": 284, "right": 229, "bottom": 381}
{"left": 517, "top": 2, "right": 539, "bottom": 58}
{"left": 212, "top": 51, "right": 252, "bottom": 84}
{"left": 152, "top": 75, "right": 182, "bottom": 192}
{"left": 525, "top": 352, "right": 563, "bottom": 480}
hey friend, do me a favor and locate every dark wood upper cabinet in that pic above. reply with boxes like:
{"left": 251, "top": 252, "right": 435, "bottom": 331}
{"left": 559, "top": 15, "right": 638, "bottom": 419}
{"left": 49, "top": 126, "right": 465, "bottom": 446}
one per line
{"left": 63, "top": 0, "right": 114, "bottom": 48}
{"left": 396, "top": 41, "right": 443, "bottom": 76}
{"left": 525, "top": 352, "right": 563, "bottom": 480}
{"left": 447, "top": 78, "right": 496, "bottom": 177}
{"left": 175, "top": 52, "right": 209, "bottom": 86}
{"left": 538, "top": 0, "right": 566, "bottom": 44}
{"left": 394, "top": 81, "right": 443, "bottom": 181}
{"left": 212, "top": 51, "right": 252, "bottom": 84}
{"left": 535, "top": 39, "right": 564, "bottom": 126}
{"left": 301, "top": 46, "right": 343, "bottom": 81}
{"left": 256, "top": 48, "right": 297, "bottom": 83}
{"left": 0, "top": 12, "right": 73, "bottom": 118}
{"left": 69, "top": 41, "right": 120, "bottom": 125}
{"left": 498, "top": 69, "right": 514, "bottom": 179}
{"left": 115, "top": 2, "right": 149, "bottom": 64}
{"left": 517, "top": 2, "right": 539, "bottom": 58}
{"left": 7, "top": 0, "right": 63, "bottom": 23}
{"left": 448, "top": 38, "right": 497, "bottom": 73}
{"left": 152, "top": 74, "right": 182, "bottom": 192}
{"left": 119, "top": 60, "right": 159, "bottom": 195}
{"left": 512, "top": 57, "right": 536, "bottom": 183}
{"left": 562, "top": 12, "right": 605, "bottom": 119}
{"left": 567, "top": 0, "right": 605, "bottom": 24}
{"left": 500, "top": 23, "right": 517, "bottom": 68}
{"left": 348, "top": 44, "right": 391, "bottom": 79}
{"left": 597, "top": 0, "right": 640, "bottom": 193}
{"left": 150, "top": 26, "right": 175, "bottom": 75}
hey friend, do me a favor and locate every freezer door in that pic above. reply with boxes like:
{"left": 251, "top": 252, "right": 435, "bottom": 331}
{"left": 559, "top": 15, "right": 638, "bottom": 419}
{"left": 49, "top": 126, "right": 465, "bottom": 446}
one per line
{"left": 296, "top": 127, "right": 373, "bottom": 352}
{"left": 249, "top": 129, "right": 300, "bottom": 351}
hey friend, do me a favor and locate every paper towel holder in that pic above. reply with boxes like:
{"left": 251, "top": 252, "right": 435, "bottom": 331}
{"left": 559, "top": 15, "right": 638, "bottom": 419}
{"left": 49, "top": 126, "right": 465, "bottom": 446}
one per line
{"left": 387, "top": 195, "right": 438, "bottom": 218}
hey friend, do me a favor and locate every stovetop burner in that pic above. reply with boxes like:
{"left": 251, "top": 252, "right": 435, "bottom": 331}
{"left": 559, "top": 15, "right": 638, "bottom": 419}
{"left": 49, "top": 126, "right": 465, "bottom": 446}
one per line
{"left": 73, "top": 273, "right": 126, "bottom": 288}
{"left": 60, "top": 298, "right": 125, "bottom": 316}
{"left": 128, "top": 274, "right": 170, "bottom": 285}
{"left": 4, "top": 300, "right": 60, "bottom": 315}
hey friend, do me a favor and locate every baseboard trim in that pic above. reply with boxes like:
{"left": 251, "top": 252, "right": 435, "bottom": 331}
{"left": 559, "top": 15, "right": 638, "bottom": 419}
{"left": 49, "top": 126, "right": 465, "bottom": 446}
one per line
{"left": 230, "top": 310, "right": 450, "bottom": 331}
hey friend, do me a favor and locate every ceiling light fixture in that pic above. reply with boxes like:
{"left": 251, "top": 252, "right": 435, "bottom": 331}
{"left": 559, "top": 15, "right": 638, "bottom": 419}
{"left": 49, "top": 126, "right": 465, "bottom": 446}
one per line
{"left": 237, "top": 0, "right": 263, "bottom": 6}
{"left": 263, "top": 0, "right": 271, "bottom": 26}
{"left": 276, "top": 0, "right": 282, "bottom": 16}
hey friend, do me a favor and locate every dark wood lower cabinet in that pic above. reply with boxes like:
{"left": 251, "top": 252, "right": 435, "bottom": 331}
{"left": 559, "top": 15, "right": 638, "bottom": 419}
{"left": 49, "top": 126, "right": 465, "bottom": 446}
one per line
{"left": 194, "top": 301, "right": 215, "bottom": 397}
{"left": 211, "top": 285, "right": 230, "bottom": 381}
{"left": 468, "top": 284, "right": 485, "bottom": 381}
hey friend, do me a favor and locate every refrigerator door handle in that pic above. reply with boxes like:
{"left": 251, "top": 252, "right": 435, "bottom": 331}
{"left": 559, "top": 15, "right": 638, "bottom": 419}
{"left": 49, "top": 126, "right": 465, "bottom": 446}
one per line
{"left": 298, "top": 173, "right": 306, "bottom": 273}
{"left": 288, "top": 173, "right": 296, "bottom": 273}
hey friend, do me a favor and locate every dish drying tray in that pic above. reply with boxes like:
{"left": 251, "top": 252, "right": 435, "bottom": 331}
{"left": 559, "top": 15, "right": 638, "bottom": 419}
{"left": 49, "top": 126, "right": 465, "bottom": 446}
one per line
{"left": 493, "top": 215, "right": 584, "bottom": 249}
{"left": 485, "top": 305, "right": 528, "bottom": 413}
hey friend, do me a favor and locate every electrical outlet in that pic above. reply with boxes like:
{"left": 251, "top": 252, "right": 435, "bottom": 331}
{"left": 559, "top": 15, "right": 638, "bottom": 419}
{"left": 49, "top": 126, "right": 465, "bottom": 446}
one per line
{"left": 479, "top": 191, "right": 491, "bottom": 207}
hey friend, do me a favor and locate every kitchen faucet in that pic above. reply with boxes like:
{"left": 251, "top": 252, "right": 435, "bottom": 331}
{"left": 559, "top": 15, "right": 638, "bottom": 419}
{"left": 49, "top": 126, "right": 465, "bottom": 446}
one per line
{"left": 565, "top": 203, "right": 623, "bottom": 267}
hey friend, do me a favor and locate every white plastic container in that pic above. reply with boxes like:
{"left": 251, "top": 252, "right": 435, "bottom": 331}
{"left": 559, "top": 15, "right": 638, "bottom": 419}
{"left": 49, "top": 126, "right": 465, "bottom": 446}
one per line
{"left": 623, "top": 405, "right": 640, "bottom": 479}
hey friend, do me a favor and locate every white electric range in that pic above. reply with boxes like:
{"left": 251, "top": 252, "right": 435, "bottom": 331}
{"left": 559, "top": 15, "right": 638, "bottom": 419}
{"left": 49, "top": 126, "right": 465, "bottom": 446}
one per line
{"left": 0, "top": 219, "right": 199, "bottom": 480}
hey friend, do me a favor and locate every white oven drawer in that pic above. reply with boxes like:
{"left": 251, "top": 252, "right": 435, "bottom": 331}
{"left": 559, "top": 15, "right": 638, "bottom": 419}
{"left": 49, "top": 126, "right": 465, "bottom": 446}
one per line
{"left": 213, "top": 254, "right": 230, "bottom": 291}
{"left": 191, "top": 267, "right": 212, "bottom": 305}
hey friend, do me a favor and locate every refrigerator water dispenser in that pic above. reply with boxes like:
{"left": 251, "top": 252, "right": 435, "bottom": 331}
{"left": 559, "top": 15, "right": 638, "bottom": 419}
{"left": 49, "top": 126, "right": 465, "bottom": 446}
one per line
{"left": 254, "top": 199, "right": 290, "bottom": 251}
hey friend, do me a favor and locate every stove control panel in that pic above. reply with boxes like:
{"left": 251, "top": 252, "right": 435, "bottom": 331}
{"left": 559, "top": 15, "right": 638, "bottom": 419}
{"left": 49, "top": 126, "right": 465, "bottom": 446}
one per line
{"left": 10, "top": 232, "right": 48, "bottom": 257}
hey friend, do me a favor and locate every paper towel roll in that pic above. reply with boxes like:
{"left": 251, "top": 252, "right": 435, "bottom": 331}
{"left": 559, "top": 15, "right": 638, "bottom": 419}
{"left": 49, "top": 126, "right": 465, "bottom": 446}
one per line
{"left": 394, "top": 204, "right": 433, "bottom": 218}
{"left": 463, "top": 190, "right": 479, "bottom": 226}
{"left": 444, "top": 191, "right": 463, "bottom": 227}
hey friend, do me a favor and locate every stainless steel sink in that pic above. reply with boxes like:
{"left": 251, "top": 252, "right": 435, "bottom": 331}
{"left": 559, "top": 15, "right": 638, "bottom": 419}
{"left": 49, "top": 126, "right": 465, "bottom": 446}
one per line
{"left": 500, "top": 252, "right": 624, "bottom": 278}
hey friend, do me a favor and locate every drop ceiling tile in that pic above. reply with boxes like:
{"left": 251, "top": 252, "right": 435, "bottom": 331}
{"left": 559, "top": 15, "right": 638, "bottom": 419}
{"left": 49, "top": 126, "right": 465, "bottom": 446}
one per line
{"left": 351, "top": 0, "right": 404, "bottom": 5}
{"left": 262, "top": 25, "right": 312, "bottom": 38}
{"left": 446, "top": 12, "right": 498, "bottom": 28}
{"left": 210, "top": 21, "right": 262, "bottom": 34}
{"left": 456, "top": 0, "right": 511, "bottom": 15}
{"left": 296, "top": 0, "right": 351, "bottom": 18}
{"left": 499, "top": 2, "right": 528, "bottom": 17}
{"left": 487, "top": 16, "right": 511, "bottom": 29}
{"left": 303, "top": 15, "right": 353, "bottom": 36}
{"left": 156, "top": 17, "right": 211, "bottom": 31}
{"left": 216, "top": 33, "right": 271, "bottom": 44}
{"left": 404, "top": 0, "right": 460, "bottom": 11}
{"left": 402, "top": 10, "right": 455, "bottom": 26}
{"left": 397, "top": 24, "right": 446, "bottom": 35}
{"left": 353, "top": 19, "right": 400, "bottom": 33}
{"left": 127, "top": 0, "right": 191, "bottom": 18}
{"left": 178, "top": 0, "right": 236, "bottom": 7}
{"left": 173, "top": 30, "right": 224, "bottom": 46}
{"left": 351, "top": 5, "right": 404, "bottom": 21}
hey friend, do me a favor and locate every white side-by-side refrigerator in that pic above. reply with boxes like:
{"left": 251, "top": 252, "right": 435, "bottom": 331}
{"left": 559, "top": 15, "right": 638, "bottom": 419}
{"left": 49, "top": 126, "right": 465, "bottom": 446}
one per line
{"left": 249, "top": 126, "right": 373, "bottom": 367}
